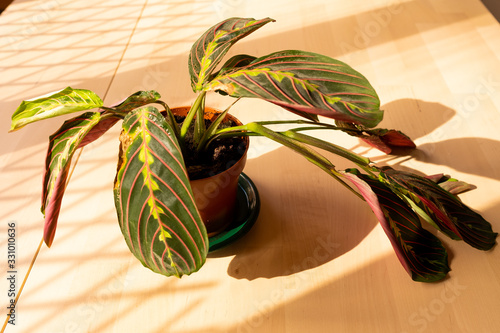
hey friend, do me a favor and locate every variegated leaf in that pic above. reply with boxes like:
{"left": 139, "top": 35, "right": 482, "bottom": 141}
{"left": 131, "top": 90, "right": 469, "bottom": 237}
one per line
{"left": 335, "top": 121, "right": 416, "bottom": 153}
{"left": 77, "top": 115, "right": 120, "bottom": 149}
{"left": 78, "top": 90, "right": 161, "bottom": 148}
{"left": 211, "top": 54, "right": 257, "bottom": 79}
{"left": 114, "top": 106, "right": 208, "bottom": 277}
{"left": 10, "top": 87, "right": 103, "bottom": 132}
{"left": 206, "top": 50, "right": 383, "bottom": 128}
{"left": 189, "top": 17, "right": 274, "bottom": 91}
{"left": 42, "top": 112, "right": 102, "bottom": 246}
{"left": 344, "top": 169, "right": 450, "bottom": 282}
{"left": 110, "top": 90, "right": 161, "bottom": 113}
{"left": 381, "top": 167, "right": 498, "bottom": 250}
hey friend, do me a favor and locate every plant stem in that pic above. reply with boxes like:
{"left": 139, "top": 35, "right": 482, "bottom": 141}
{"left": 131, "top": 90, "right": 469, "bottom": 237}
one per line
{"left": 252, "top": 119, "right": 318, "bottom": 126}
{"left": 213, "top": 125, "right": 369, "bottom": 167}
{"left": 245, "top": 119, "right": 368, "bottom": 135}
{"left": 180, "top": 91, "right": 206, "bottom": 142}
{"left": 359, "top": 164, "right": 378, "bottom": 178}
{"left": 215, "top": 124, "right": 247, "bottom": 134}
{"left": 245, "top": 122, "right": 364, "bottom": 200}
{"left": 100, "top": 106, "right": 117, "bottom": 113}
{"left": 283, "top": 131, "right": 371, "bottom": 166}
{"left": 196, "top": 98, "right": 240, "bottom": 153}
{"left": 194, "top": 92, "right": 206, "bottom": 144}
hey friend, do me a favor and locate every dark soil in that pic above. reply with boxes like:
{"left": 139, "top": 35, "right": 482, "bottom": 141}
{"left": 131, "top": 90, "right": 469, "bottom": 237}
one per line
{"left": 173, "top": 115, "right": 247, "bottom": 180}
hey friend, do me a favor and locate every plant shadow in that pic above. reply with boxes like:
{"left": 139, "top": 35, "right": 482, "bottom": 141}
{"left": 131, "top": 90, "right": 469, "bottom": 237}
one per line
{"left": 209, "top": 145, "right": 380, "bottom": 280}
{"left": 367, "top": 99, "right": 500, "bottom": 181}
{"left": 182, "top": 195, "right": 500, "bottom": 333}
{"left": 209, "top": 98, "right": 500, "bottom": 281}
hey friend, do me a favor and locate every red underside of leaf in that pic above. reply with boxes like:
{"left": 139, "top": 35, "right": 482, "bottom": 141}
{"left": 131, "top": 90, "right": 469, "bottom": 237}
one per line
{"left": 343, "top": 172, "right": 413, "bottom": 276}
{"left": 78, "top": 117, "right": 119, "bottom": 148}
{"left": 43, "top": 163, "right": 71, "bottom": 247}
{"left": 361, "top": 130, "right": 416, "bottom": 154}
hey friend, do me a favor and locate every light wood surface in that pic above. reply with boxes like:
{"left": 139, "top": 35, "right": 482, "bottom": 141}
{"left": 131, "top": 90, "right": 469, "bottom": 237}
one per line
{"left": 1, "top": 0, "right": 500, "bottom": 332}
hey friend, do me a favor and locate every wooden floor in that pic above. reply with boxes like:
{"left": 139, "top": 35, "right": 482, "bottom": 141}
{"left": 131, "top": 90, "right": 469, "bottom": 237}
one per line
{"left": 1, "top": 0, "right": 500, "bottom": 332}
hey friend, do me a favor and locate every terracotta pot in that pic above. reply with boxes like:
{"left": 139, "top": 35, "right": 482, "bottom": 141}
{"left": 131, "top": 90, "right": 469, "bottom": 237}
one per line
{"left": 170, "top": 107, "right": 249, "bottom": 237}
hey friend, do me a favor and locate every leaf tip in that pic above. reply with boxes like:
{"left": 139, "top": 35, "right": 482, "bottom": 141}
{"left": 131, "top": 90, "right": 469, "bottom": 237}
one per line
{"left": 43, "top": 228, "right": 54, "bottom": 248}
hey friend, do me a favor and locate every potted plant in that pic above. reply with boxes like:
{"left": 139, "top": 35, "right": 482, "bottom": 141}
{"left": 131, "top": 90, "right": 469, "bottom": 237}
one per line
{"left": 9, "top": 17, "right": 497, "bottom": 283}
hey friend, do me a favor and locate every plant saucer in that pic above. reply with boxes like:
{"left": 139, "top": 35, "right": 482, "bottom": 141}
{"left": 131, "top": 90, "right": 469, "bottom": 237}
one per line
{"left": 208, "top": 173, "right": 260, "bottom": 252}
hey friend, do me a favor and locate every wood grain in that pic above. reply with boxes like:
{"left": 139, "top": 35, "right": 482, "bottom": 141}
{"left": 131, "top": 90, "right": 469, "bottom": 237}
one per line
{"left": 1, "top": 0, "right": 499, "bottom": 332}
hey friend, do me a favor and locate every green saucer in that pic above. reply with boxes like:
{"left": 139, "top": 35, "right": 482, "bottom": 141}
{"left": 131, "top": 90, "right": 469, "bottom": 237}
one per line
{"left": 208, "top": 173, "right": 260, "bottom": 252}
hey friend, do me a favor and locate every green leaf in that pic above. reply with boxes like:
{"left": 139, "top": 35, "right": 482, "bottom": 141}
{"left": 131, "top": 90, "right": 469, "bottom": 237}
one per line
{"left": 78, "top": 90, "right": 162, "bottom": 148}
{"left": 110, "top": 90, "right": 161, "bottom": 113}
{"left": 114, "top": 106, "right": 208, "bottom": 277}
{"left": 42, "top": 112, "right": 102, "bottom": 247}
{"left": 189, "top": 17, "right": 275, "bottom": 91}
{"left": 10, "top": 87, "right": 103, "bottom": 131}
{"left": 344, "top": 169, "right": 450, "bottom": 282}
{"left": 210, "top": 54, "right": 257, "bottom": 80}
{"left": 206, "top": 50, "right": 383, "bottom": 128}
{"left": 381, "top": 167, "right": 498, "bottom": 250}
